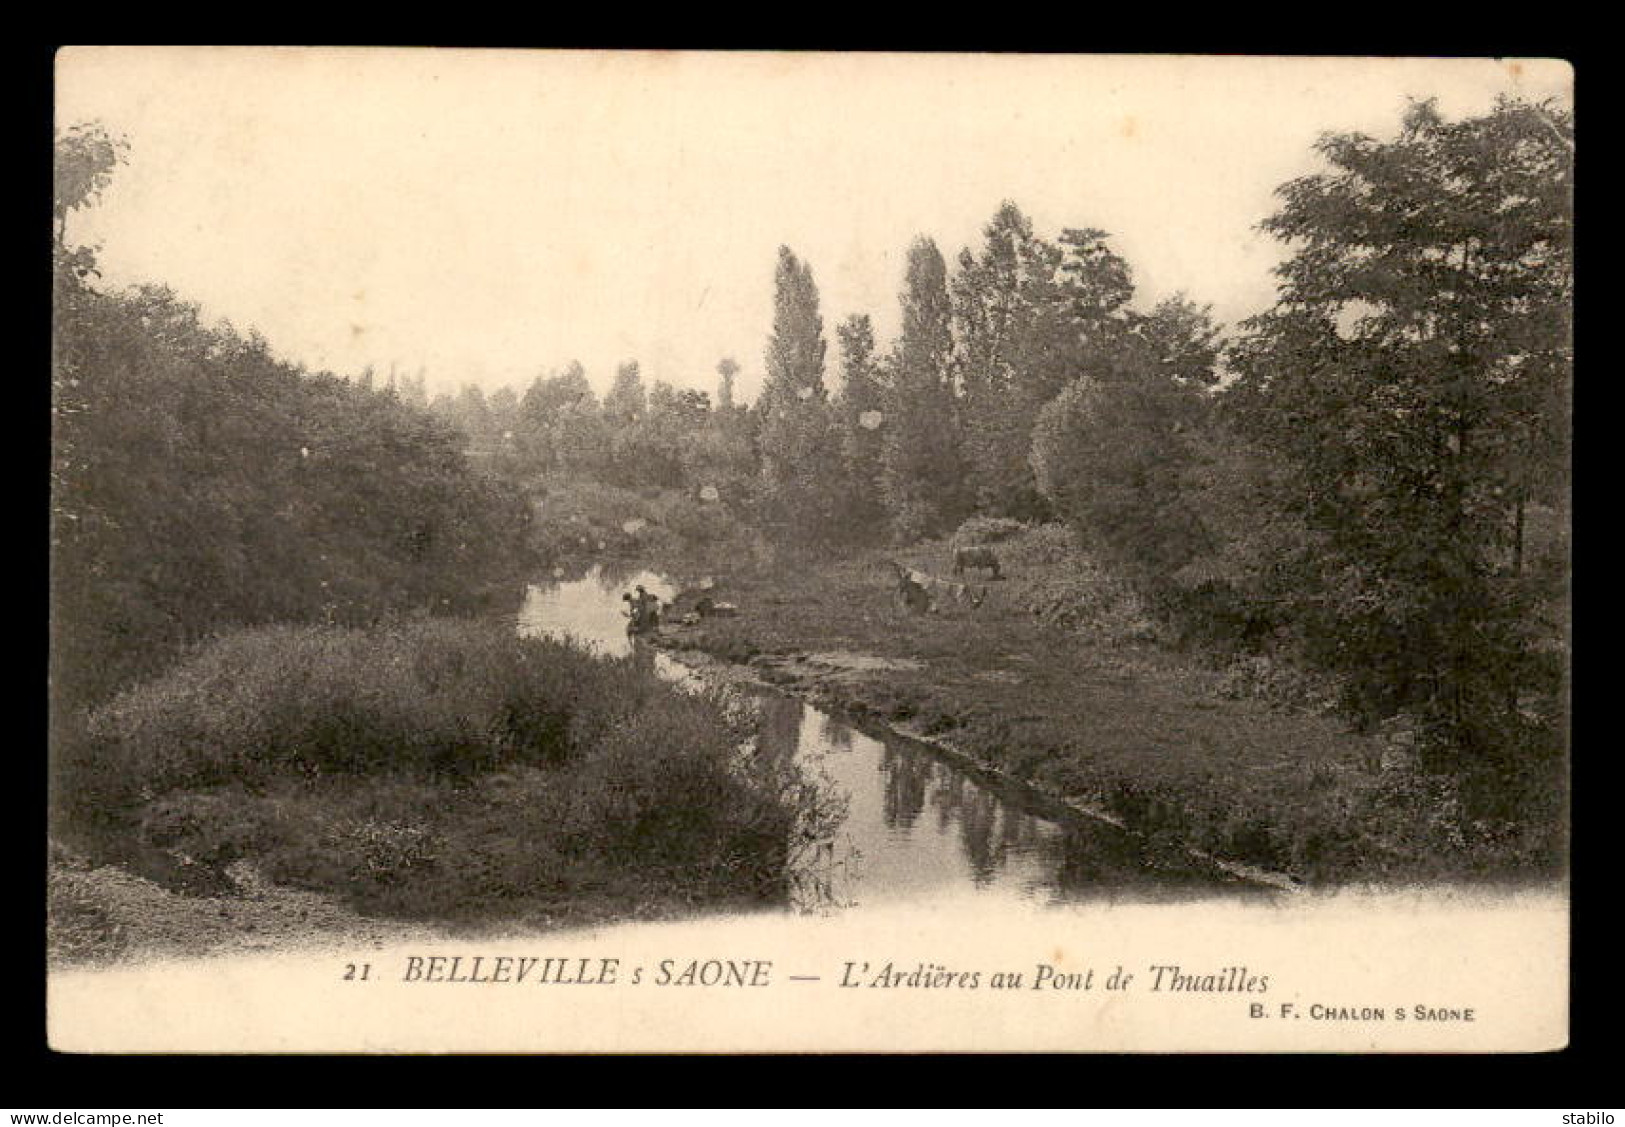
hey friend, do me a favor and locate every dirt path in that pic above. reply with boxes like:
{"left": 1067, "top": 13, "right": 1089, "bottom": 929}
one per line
{"left": 49, "top": 853, "right": 448, "bottom": 967}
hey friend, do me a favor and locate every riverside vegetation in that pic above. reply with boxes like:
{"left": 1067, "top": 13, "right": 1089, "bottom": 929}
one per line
{"left": 50, "top": 97, "right": 1569, "bottom": 960}
{"left": 49, "top": 127, "right": 830, "bottom": 963}
{"left": 655, "top": 520, "right": 1558, "bottom": 885}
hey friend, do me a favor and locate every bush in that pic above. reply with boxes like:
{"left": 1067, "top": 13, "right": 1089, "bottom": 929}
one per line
{"left": 524, "top": 477, "right": 768, "bottom": 577}
{"left": 137, "top": 790, "right": 279, "bottom": 867}
{"left": 51, "top": 280, "right": 533, "bottom": 720}
{"left": 529, "top": 479, "right": 656, "bottom": 561}
{"left": 562, "top": 692, "right": 796, "bottom": 894}
{"left": 60, "top": 619, "right": 833, "bottom": 922}
{"left": 650, "top": 492, "right": 741, "bottom": 546}
{"left": 953, "top": 516, "right": 1027, "bottom": 545}
{"left": 74, "top": 620, "right": 668, "bottom": 802}
{"left": 998, "top": 529, "right": 1161, "bottom": 645}
{"left": 887, "top": 501, "right": 943, "bottom": 547}
{"left": 1003, "top": 522, "right": 1085, "bottom": 565}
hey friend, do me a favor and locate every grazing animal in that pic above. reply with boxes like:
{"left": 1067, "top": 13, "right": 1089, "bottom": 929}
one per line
{"left": 882, "top": 561, "right": 987, "bottom": 614}
{"left": 952, "top": 545, "right": 1001, "bottom": 579}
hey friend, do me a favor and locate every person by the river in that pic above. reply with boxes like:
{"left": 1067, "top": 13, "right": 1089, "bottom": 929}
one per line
{"left": 623, "top": 584, "right": 661, "bottom": 634}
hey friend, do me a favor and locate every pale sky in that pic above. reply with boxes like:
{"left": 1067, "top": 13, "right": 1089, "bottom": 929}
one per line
{"left": 56, "top": 49, "right": 1571, "bottom": 402}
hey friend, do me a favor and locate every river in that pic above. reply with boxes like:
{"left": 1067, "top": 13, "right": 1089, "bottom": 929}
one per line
{"left": 518, "top": 563, "right": 1261, "bottom": 912}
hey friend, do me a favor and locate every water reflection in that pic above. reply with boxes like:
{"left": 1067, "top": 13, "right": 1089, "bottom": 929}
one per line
{"left": 753, "top": 692, "right": 805, "bottom": 769}
{"left": 517, "top": 566, "right": 1255, "bottom": 916}
{"left": 770, "top": 697, "right": 1256, "bottom": 908}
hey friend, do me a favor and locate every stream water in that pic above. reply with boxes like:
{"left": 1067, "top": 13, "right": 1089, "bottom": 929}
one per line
{"left": 517, "top": 563, "right": 1256, "bottom": 912}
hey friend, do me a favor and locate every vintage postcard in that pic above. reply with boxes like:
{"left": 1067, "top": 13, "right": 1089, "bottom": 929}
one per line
{"left": 48, "top": 47, "right": 1572, "bottom": 1053}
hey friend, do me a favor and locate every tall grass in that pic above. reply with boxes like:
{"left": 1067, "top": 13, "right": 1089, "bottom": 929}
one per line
{"left": 55, "top": 620, "right": 821, "bottom": 922}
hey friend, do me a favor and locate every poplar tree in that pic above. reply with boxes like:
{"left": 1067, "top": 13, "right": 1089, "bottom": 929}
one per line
{"left": 833, "top": 314, "right": 889, "bottom": 538}
{"left": 715, "top": 357, "right": 739, "bottom": 412}
{"left": 603, "top": 360, "right": 648, "bottom": 424}
{"left": 881, "top": 237, "right": 970, "bottom": 540}
{"left": 951, "top": 203, "right": 1053, "bottom": 517}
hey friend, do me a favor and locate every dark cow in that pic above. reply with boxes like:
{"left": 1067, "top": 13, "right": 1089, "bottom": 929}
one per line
{"left": 952, "top": 545, "right": 1001, "bottom": 579}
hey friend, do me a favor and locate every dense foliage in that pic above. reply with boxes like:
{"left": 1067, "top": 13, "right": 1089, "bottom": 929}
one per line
{"left": 427, "top": 98, "right": 1569, "bottom": 837}
{"left": 1219, "top": 98, "right": 1572, "bottom": 812}
{"left": 1039, "top": 97, "right": 1570, "bottom": 825}
{"left": 59, "top": 622, "right": 818, "bottom": 917}
{"left": 51, "top": 128, "right": 533, "bottom": 719}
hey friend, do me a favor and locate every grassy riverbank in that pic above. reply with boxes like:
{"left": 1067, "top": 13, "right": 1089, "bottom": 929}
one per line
{"left": 49, "top": 619, "right": 829, "bottom": 966}
{"left": 653, "top": 525, "right": 1564, "bottom": 885}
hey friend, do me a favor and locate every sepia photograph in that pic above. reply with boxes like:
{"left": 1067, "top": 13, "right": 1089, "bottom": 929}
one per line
{"left": 47, "top": 48, "right": 1572, "bottom": 1053}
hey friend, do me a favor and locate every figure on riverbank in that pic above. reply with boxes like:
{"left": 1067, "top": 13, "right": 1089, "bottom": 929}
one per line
{"left": 623, "top": 585, "right": 662, "bottom": 634}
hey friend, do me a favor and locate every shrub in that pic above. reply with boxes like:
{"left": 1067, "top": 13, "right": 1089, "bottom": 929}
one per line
{"left": 1004, "top": 522, "right": 1086, "bottom": 565}
{"left": 651, "top": 492, "right": 743, "bottom": 546}
{"left": 528, "top": 479, "right": 657, "bottom": 561}
{"left": 563, "top": 693, "right": 789, "bottom": 885}
{"left": 137, "top": 790, "right": 279, "bottom": 867}
{"left": 74, "top": 620, "right": 669, "bottom": 802}
{"left": 1003, "top": 543, "right": 1161, "bottom": 644}
{"left": 887, "top": 501, "right": 942, "bottom": 547}
{"left": 953, "top": 516, "right": 1027, "bottom": 545}
{"left": 61, "top": 619, "right": 836, "bottom": 922}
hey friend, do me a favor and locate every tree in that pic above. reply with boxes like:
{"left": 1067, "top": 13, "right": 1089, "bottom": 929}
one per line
{"left": 51, "top": 126, "right": 532, "bottom": 720}
{"left": 1130, "top": 295, "right": 1224, "bottom": 389}
{"left": 522, "top": 361, "right": 595, "bottom": 421}
{"left": 952, "top": 204, "right": 1050, "bottom": 516}
{"left": 54, "top": 122, "right": 128, "bottom": 247}
{"left": 950, "top": 203, "right": 1138, "bottom": 518}
{"left": 832, "top": 314, "right": 889, "bottom": 537}
{"left": 488, "top": 385, "right": 520, "bottom": 436}
{"left": 715, "top": 357, "right": 740, "bottom": 411}
{"left": 1226, "top": 97, "right": 1572, "bottom": 799}
{"left": 52, "top": 284, "right": 531, "bottom": 718}
{"left": 700, "top": 358, "right": 758, "bottom": 508}
{"left": 757, "top": 247, "right": 844, "bottom": 544}
{"left": 1031, "top": 332, "right": 1212, "bottom": 586}
{"left": 604, "top": 360, "right": 647, "bottom": 423}
{"left": 882, "top": 237, "right": 970, "bottom": 540}
{"left": 513, "top": 362, "right": 605, "bottom": 476}
{"left": 396, "top": 368, "right": 430, "bottom": 409}
{"left": 1055, "top": 227, "right": 1134, "bottom": 325}
{"left": 452, "top": 384, "right": 494, "bottom": 446}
